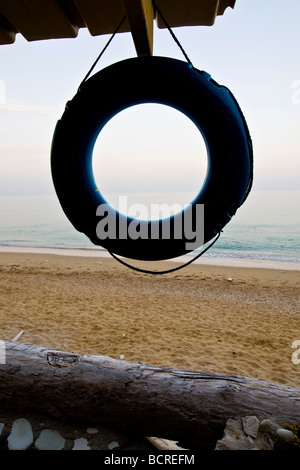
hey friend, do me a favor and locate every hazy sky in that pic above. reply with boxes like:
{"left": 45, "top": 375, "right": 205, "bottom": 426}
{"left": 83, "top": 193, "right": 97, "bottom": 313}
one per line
{"left": 0, "top": 0, "right": 299, "bottom": 196}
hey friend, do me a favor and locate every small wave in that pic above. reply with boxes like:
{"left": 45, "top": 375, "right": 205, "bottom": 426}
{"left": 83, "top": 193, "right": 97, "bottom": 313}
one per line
{"left": 0, "top": 241, "right": 105, "bottom": 252}
{"left": 1, "top": 241, "right": 299, "bottom": 265}
{"left": 188, "top": 249, "right": 300, "bottom": 264}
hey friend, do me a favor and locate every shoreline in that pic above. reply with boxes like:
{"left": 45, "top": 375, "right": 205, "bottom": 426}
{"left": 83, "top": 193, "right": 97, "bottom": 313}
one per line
{"left": 0, "top": 245, "right": 299, "bottom": 271}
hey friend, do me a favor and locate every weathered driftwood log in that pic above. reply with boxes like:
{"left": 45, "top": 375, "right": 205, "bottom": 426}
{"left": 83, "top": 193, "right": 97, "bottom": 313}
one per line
{"left": 1, "top": 341, "right": 300, "bottom": 445}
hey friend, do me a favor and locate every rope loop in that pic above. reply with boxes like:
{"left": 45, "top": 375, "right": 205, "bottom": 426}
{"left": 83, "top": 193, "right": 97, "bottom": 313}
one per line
{"left": 71, "top": 9, "right": 234, "bottom": 274}
{"left": 108, "top": 232, "right": 222, "bottom": 275}
{"left": 78, "top": 2, "right": 195, "bottom": 92}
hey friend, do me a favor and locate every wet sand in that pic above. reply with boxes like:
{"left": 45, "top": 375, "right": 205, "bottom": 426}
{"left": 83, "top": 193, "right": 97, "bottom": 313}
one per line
{"left": 0, "top": 250, "right": 299, "bottom": 388}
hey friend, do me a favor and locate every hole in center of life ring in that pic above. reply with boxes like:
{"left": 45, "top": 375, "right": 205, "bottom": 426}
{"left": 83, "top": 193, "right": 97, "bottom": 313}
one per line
{"left": 92, "top": 104, "right": 208, "bottom": 221}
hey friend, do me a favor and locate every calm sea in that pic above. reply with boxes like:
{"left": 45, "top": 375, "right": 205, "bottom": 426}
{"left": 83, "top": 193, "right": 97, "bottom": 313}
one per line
{"left": 0, "top": 190, "right": 299, "bottom": 266}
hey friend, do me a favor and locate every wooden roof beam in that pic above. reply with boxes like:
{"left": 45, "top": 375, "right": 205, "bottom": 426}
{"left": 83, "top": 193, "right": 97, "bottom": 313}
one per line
{"left": 0, "top": 0, "right": 79, "bottom": 42}
{"left": 124, "top": 0, "right": 154, "bottom": 56}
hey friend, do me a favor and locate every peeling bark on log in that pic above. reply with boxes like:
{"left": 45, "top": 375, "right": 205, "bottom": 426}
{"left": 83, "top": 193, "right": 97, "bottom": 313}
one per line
{"left": 1, "top": 342, "right": 300, "bottom": 444}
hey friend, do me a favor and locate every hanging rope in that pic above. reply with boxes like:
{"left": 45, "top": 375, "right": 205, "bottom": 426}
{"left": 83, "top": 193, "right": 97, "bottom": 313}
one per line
{"left": 152, "top": 1, "right": 194, "bottom": 68}
{"left": 78, "top": 14, "right": 127, "bottom": 91}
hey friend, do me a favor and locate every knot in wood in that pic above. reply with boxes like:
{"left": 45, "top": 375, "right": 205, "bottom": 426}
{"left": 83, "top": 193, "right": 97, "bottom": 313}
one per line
{"left": 47, "top": 351, "right": 79, "bottom": 368}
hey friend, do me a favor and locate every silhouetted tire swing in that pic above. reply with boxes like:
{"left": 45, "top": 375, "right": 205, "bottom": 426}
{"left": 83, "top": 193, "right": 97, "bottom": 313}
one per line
{"left": 51, "top": 56, "right": 253, "bottom": 266}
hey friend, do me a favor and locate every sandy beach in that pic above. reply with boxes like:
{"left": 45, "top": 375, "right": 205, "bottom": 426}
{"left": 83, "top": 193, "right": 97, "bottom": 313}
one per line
{"left": 0, "top": 249, "right": 299, "bottom": 389}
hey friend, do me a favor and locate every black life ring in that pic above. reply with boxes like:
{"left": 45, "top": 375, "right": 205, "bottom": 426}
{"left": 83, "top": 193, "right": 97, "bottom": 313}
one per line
{"left": 51, "top": 56, "right": 253, "bottom": 261}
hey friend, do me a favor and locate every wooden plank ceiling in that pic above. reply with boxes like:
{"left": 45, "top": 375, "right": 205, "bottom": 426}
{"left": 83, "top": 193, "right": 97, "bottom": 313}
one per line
{"left": 0, "top": 0, "right": 236, "bottom": 56}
